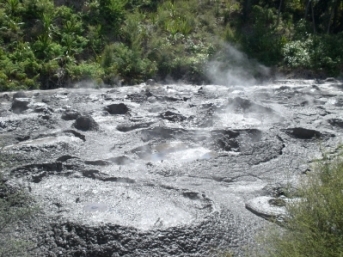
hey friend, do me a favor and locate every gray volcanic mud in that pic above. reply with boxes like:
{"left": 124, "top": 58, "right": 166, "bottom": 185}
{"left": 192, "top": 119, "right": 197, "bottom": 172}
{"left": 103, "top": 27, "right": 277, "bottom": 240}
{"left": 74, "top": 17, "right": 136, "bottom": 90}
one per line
{"left": 1, "top": 79, "right": 343, "bottom": 256}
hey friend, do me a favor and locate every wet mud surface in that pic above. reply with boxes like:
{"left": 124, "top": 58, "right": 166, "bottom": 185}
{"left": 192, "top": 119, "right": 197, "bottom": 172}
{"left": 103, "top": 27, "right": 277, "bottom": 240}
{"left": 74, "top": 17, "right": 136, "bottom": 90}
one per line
{"left": 1, "top": 79, "right": 343, "bottom": 256}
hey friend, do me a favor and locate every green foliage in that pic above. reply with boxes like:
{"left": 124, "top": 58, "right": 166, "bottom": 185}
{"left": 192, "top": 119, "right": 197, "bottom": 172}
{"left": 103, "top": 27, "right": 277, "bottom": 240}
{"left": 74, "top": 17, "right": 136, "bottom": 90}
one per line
{"left": 84, "top": 0, "right": 126, "bottom": 36}
{"left": 282, "top": 39, "right": 312, "bottom": 68}
{"left": 257, "top": 155, "right": 343, "bottom": 257}
{"left": 0, "top": 44, "right": 40, "bottom": 91}
{"left": 66, "top": 61, "right": 104, "bottom": 83}
{"left": 240, "top": 4, "right": 289, "bottom": 66}
{"left": 21, "top": 0, "right": 54, "bottom": 20}
{"left": 101, "top": 43, "right": 157, "bottom": 84}
{"left": 309, "top": 34, "right": 343, "bottom": 75}
{"left": 125, "top": 0, "right": 162, "bottom": 11}
{"left": 282, "top": 33, "right": 343, "bottom": 75}
{"left": 1, "top": 0, "right": 343, "bottom": 91}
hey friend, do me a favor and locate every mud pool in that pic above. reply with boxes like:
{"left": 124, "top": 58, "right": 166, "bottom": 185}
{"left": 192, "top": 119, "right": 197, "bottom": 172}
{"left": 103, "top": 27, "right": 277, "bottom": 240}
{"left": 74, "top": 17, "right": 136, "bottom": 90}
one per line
{"left": 1, "top": 79, "right": 343, "bottom": 256}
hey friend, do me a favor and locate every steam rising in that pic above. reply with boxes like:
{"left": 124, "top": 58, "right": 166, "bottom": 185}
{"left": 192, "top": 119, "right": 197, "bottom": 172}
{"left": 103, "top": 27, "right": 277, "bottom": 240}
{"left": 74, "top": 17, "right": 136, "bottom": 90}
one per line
{"left": 205, "top": 44, "right": 270, "bottom": 86}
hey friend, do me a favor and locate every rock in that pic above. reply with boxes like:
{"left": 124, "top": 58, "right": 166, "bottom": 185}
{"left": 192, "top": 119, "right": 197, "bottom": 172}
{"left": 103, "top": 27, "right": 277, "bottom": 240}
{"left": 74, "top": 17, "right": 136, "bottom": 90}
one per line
{"left": 73, "top": 115, "right": 99, "bottom": 131}
{"left": 105, "top": 103, "right": 129, "bottom": 115}
{"left": 11, "top": 98, "right": 31, "bottom": 113}
{"left": 61, "top": 109, "right": 80, "bottom": 120}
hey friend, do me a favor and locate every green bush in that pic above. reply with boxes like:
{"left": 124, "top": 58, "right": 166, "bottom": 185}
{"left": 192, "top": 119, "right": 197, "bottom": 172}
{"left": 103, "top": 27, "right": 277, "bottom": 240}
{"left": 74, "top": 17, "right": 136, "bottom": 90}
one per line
{"left": 258, "top": 155, "right": 343, "bottom": 257}
{"left": 282, "top": 39, "right": 312, "bottom": 68}
{"left": 282, "top": 33, "right": 343, "bottom": 76}
{"left": 66, "top": 61, "right": 104, "bottom": 83}
{"left": 310, "top": 34, "right": 343, "bottom": 76}
{"left": 101, "top": 43, "right": 157, "bottom": 85}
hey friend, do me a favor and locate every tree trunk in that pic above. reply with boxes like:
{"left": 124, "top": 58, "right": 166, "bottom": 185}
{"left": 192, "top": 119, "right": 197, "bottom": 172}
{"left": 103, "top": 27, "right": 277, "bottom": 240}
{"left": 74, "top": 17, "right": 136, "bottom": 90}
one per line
{"left": 327, "top": 0, "right": 336, "bottom": 34}
{"left": 276, "top": 0, "right": 283, "bottom": 27}
{"left": 311, "top": 0, "right": 317, "bottom": 33}
{"left": 331, "top": 0, "right": 341, "bottom": 33}
{"left": 242, "top": 0, "right": 252, "bottom": 21}
{"left": 305, "top": 0, "right": 311, "bottom": 19}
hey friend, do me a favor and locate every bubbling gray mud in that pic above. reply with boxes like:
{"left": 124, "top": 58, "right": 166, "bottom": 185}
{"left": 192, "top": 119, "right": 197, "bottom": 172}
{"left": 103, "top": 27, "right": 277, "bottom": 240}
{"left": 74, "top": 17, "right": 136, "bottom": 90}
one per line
{"left": 0, "top": 79, "right": 343, "bottom": 256}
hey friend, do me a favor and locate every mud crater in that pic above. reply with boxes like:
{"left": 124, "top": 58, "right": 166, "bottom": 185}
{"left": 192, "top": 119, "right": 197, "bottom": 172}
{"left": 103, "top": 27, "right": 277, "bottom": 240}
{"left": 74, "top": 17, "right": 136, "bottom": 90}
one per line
{"left": 30, "top": 176, "right": 214, "bottom": 230}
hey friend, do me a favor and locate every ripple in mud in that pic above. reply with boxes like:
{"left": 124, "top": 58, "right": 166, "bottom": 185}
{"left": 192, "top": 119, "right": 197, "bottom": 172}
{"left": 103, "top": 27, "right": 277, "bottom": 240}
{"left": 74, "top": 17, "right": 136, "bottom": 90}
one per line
{"left": 215, "top": 97, "right": 283, "bottom": 127}
{"left": 30, "top": 176, "right": 213, "bottom": 230}
{"left": 131, "top": 141, "right": 216, "bottom": 162}
{"left": 141, "top": 126, "right": 187, "bottom": 142}
{"left": 138, "top": 127, "right": 282, "bottom": 164}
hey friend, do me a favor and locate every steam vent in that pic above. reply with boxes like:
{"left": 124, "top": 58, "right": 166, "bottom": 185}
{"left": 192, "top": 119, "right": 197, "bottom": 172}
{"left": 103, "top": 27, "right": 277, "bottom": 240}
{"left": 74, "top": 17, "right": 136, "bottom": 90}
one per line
{"left": 1, "top": 79, "right": 342, "bottom": 256}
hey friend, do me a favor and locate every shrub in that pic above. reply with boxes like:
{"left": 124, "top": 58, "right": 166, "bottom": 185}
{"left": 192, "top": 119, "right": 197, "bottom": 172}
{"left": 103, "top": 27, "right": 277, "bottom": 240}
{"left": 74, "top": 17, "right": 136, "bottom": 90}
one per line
{"left": 66, "top": 61, "right": 104, "bottom": 83}
{"left": 101, "top": 43, "right": 157, "bottom": 85}
{"left": 258, "top": 154, "right": 343, "bottom": 257}
{"left": 282, "top": 33, "right": 343, "bottom": 76}
{"left": 282, "top": 39, "right": 312, "bottom": 68}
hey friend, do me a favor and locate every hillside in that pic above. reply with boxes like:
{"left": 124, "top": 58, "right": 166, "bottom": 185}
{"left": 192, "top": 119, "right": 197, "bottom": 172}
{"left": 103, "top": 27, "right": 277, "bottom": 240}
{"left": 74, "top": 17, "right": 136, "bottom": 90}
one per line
{"left": 0, "top": 0, "right": 342, "bottom": 90}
